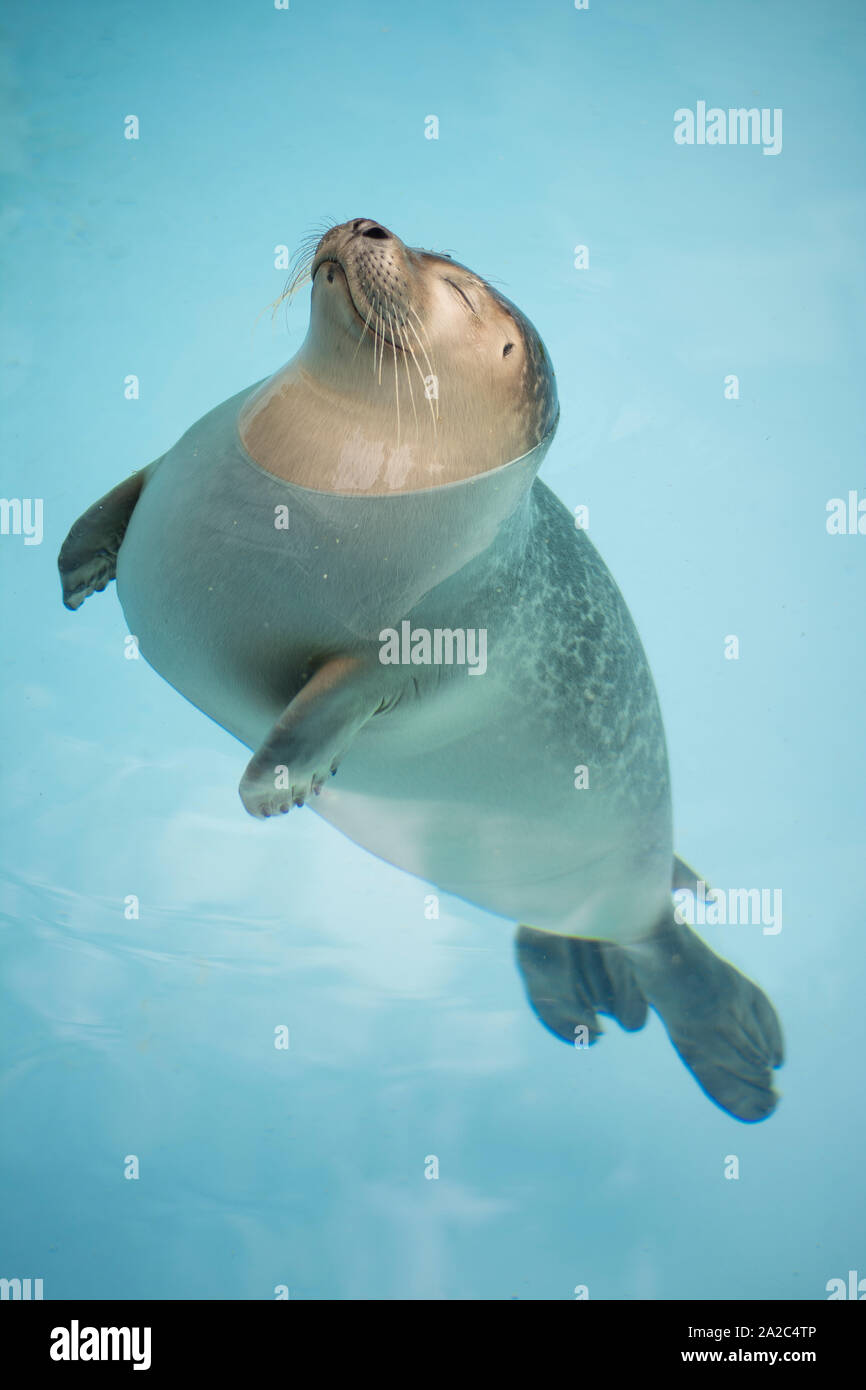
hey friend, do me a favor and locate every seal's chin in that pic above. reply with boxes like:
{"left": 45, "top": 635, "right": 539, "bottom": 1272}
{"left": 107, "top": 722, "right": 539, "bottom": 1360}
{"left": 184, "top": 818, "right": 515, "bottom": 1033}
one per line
{"left": 312, "top": 256, "right": 406, "bottom": 351}
{"left": 311, "top": 256, "right": 352, "bottom": 302}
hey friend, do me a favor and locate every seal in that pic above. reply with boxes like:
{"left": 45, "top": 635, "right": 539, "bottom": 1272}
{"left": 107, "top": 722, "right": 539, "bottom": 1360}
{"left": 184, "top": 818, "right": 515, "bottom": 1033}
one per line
{"left": 58, "top": 216, "right": 783, "bottom": 1121}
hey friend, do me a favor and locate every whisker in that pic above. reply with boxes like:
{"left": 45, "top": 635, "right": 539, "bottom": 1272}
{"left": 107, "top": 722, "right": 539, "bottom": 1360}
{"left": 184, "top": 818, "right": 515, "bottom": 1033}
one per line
{"left": 387, "top": 308, "right": 401, "bottom": 448}
{"left": 352, "top": 298, "right": 375, "bottom": 362}
{"left": 408, "top": 303, "right": 434, "bottom": 350}
{"left": 267, "top": 237, "right": 318, "bottom": 327}
{"left": 250, "top": 299, "right": 276, "bottom": 351}
{"left": 402, "top": 328, "right": 433, "bottom": 432}
{"left": 370, "top": 296, "right": 379, "bottom": 375}
{"left": 395, "top": 319, "right": 418, "bottom": 430}
{"left": 377, "top": 299, "right": 386, "bottom": 386}
{"left": 407, "top": 310, "right": 439, "bottom": 426}
{"left": 265, "top": 218, "right": 337, "bottom": 328}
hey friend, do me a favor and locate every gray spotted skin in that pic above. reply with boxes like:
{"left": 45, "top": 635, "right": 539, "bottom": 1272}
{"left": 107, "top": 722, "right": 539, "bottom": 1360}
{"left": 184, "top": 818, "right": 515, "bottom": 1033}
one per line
{"left": 514, "top": 482, "right": 671, "bottom": 821}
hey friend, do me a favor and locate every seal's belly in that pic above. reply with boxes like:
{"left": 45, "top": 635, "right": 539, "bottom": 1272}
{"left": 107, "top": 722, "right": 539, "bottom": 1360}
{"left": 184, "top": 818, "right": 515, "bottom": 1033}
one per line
{"left": 313, "top": 692, "right": 672, "bottom": 941}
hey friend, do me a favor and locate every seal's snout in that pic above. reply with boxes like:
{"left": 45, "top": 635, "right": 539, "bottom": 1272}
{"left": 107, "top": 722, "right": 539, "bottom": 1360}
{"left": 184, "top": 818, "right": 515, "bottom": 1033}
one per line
{"left": 350, "top": 218, "right": 392, "bottom": 240}
{"left": 311, "top": 218, "right": 400, "bottom": 284}
{"left": 309, "top": 218, "right": 412, "bottom": 352}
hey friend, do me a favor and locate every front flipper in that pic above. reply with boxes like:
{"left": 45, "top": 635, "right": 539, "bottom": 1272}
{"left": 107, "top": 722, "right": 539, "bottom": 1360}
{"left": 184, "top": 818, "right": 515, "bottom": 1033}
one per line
{"left": 58, "top": 467, "right": 151, "bottom": 610}
{"left": 240, "top": 655, "right": 389, "bottom": 819}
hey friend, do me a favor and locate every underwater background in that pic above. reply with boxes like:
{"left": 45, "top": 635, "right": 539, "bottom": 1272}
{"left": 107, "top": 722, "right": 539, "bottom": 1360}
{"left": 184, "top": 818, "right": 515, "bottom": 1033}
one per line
{"left": 1, "top": 0, "right": 864, "bottom": 1300}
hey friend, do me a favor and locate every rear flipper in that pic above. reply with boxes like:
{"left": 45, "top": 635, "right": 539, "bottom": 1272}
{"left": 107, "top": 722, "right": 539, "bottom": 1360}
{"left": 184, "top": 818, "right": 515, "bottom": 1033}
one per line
{"left": 514, "top": 857, "right": 696, "bottom": 1046}
{"left": 514, "top": 926, "right": 648, "bottom": 1046}
{"left": 624, "top": 915, "right": 784, "bottom": 1123}
{"left": 515, "top": 855, "right": 784, "bottom": 1123}
{"left": 58, "top": 466, "right": 151, "bottom": 610}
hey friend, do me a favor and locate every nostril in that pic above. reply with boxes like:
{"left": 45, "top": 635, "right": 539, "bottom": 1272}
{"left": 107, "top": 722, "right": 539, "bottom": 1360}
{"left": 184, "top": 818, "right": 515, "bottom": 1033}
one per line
{"left": 362, "top": 225, "right": 389, "bottom": 240}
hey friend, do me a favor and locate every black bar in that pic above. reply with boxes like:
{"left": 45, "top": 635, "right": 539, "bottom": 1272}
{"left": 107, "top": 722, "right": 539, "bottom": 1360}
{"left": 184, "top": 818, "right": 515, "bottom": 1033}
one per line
{"left": 3, "top": 1299, "right": 860, "bottom": 1375}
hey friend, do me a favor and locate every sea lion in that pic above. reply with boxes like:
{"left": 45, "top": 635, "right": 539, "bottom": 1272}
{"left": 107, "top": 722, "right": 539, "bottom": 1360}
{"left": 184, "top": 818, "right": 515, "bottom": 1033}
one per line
{"left": 58, "top": 216, "right": 783, "bottom": 1121}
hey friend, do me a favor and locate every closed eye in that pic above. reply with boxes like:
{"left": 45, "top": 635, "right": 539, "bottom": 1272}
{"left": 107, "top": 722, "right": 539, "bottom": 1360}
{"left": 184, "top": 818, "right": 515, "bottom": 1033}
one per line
{"left": 443, "top": 276, "right": 477, "bottom": 314}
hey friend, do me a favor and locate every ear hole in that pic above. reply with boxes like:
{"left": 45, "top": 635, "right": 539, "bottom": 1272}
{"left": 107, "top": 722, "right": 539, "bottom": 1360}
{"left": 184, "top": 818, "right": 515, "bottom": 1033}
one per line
{"left": 503, "top": 342, "right": 515, "bottom": 356}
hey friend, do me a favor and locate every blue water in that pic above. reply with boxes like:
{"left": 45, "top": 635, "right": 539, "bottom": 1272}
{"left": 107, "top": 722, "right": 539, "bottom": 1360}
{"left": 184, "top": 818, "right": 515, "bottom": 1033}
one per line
{"left": 2, "top": 0, "right": 864, "bottom": 1300}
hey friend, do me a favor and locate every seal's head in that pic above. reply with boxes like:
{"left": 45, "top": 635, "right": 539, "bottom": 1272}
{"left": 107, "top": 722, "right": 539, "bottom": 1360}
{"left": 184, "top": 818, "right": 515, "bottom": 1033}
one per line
{"left": 240, "top": 218, "right": 559, "bottom": 494}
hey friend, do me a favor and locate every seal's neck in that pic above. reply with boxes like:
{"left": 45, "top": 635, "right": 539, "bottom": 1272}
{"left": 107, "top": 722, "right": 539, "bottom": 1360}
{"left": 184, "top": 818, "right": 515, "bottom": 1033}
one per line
{"left": 237, "top": 399, "right": 557, "bottom": 639}
{"left": 237, "top": 346, "right": 546, "bottom": 495}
